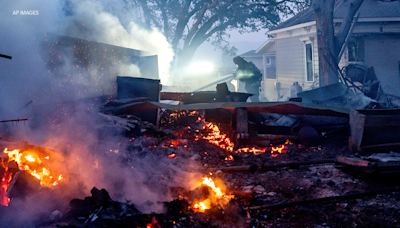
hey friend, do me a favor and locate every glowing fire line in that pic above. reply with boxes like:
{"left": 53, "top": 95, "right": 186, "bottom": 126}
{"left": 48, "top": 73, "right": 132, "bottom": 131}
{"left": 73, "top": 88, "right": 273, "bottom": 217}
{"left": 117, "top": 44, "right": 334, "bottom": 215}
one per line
{"left": 201, "top": 120, "right": 290, "bottom": 156}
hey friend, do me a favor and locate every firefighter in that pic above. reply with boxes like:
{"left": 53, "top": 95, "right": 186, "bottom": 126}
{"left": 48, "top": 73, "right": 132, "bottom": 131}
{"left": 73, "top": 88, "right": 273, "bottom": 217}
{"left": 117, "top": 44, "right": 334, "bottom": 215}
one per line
{"left": 233, "top": 56, "right": 262, "bottom": 102}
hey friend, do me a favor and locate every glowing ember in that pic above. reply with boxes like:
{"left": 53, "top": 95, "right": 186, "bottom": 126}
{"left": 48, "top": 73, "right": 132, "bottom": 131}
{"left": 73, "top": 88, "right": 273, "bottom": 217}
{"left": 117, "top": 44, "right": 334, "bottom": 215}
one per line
{"left": 271, "top": 144, "right": 287, "bottom": 155}
{"left": 167, "top": 153, "right": 177, "bottom": 158}
{"left": 192, "top": 177, "right": 234, "bottom": 213}
{"left": 237, "top": 147, "right": 267, "bottom": 155}
{"left": 224, "top": 155, "right": 234, "bottom": 161}
{"left": 146, "top": 216, "right": 160, "bottom": 228}
{"left": 202, "top": 122, "right": 234, "bottom": 152}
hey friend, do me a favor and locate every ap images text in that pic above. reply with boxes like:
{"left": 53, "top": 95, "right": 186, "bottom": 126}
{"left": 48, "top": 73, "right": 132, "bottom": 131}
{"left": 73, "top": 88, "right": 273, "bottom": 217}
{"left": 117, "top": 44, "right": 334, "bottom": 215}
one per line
{"left": 12, "top": 10, "right": 39, "bottom": 15}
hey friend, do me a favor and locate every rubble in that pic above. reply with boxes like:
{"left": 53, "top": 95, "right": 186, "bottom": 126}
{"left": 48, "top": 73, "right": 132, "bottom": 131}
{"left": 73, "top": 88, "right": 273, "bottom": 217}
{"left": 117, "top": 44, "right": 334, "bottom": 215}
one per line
{"left": 3, "top": 94, "right": 400, "bottom": 227}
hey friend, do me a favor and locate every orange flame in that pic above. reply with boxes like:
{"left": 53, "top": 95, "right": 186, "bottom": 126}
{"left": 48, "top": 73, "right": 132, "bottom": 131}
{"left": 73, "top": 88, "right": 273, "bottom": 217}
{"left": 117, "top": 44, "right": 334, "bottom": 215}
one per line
{"left": 285, "top": 139, "right": 293, "bottom": 145}
{"left": 1, "top": 175, "right": 11, "bottom": 206}
{"left": 3, "top": 148, "right": 63, "bottom": 187}
{"left": 192, "top": 177, "right": 234, "bottom": 213}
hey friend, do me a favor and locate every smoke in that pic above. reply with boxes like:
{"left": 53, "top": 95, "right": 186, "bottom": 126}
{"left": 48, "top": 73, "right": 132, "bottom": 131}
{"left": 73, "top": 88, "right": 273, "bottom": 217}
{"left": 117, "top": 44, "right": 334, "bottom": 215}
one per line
{"left": 0, "top": 0, "right": 190, "bottom": 223}
{"left": 1, "top": 0, "right": 174, "bottom": 115}
{"left": 62, "top": 0, "right": 174, "bottom": 84}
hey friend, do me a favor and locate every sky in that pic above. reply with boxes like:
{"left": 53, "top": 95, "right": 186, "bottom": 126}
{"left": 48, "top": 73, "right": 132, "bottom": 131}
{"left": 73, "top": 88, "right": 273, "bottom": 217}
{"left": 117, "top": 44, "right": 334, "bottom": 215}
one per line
{"left": 193, "top": 29, "right": 270, "bottom": 66}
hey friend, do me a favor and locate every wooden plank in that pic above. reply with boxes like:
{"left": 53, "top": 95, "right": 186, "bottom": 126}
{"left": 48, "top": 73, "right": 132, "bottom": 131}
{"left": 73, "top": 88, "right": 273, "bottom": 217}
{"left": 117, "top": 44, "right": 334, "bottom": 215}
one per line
{"left": 337, "top": 156, "right": 370, "bottom": 167}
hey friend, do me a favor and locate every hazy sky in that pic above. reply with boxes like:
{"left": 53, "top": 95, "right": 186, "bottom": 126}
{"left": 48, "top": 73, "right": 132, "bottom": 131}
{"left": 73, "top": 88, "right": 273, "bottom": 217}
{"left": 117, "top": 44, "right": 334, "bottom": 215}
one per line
{"left": 193, "top": 29, "right": 270, "bottom": 65}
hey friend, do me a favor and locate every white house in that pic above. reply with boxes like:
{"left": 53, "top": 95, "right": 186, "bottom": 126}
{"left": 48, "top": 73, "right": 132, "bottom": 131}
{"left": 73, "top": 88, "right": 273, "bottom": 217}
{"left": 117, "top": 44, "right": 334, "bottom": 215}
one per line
{"left": 256, "top": 0, "right": 400, "bottom": 101}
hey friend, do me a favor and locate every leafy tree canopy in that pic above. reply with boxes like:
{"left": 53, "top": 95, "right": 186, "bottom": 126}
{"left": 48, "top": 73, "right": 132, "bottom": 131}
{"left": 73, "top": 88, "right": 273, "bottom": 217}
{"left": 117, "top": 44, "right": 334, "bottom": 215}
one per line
{"left": 122, "top": 0, "right": 310, "bottom": 68}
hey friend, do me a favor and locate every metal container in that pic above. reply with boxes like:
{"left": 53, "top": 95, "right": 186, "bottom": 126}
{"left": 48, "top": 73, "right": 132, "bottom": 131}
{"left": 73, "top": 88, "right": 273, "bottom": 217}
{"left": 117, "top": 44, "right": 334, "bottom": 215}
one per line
{"left": 117, "top": 76, "right": 161, "bottom": 125}
{"left": 290, "top": 82, "right": 302, "bottom": 98}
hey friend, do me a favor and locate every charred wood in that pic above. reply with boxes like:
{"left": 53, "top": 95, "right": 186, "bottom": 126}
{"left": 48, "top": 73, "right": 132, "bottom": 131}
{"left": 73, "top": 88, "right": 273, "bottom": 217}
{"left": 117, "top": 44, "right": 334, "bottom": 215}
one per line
{"left": 247, "top": 186, "right": 400, "bottom": 211}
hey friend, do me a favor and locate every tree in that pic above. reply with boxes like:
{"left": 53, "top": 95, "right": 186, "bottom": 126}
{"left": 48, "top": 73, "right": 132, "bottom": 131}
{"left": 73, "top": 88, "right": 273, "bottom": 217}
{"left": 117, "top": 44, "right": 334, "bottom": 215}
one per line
{"left": 312, "top": 0, "right": 364, "bottom": 86}
{"left": 122, "top": 0, "right": 310, "bottom": 69}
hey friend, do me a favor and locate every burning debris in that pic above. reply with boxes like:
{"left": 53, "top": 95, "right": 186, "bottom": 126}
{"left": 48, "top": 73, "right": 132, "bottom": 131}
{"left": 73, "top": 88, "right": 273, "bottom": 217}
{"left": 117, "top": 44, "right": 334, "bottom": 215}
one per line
{"left": 0, "top": 145, "right": 66, "bottom": 206}
{"left": 1, "top": 103, "right": 400, "bottom": 228}
{"left": 190, "top": 177, "right": 234, "bottom": 213}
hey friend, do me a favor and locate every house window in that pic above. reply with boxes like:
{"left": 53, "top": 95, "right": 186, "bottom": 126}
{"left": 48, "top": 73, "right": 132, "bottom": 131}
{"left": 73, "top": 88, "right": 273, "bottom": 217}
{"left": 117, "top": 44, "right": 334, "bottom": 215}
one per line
{"left": 306, "top": 43, "right": 313, "bottom": 81}
{"left": 348, "top": 37, "right": 364, "bottom": 62}
{"left": 266, "top": 57, "right": 270, "bottom": 64}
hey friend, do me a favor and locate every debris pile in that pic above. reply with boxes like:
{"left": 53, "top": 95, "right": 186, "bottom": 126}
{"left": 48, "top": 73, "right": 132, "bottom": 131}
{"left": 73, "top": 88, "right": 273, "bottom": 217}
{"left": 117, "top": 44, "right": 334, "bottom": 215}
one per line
{"left": 2, "top": 102, "right": 400, "bottom": 227}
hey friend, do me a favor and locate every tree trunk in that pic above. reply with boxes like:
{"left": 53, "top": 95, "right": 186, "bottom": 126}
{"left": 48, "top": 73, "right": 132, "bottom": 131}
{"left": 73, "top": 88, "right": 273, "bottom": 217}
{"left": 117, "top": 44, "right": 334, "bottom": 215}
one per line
{"left": 313, "top": 0, "right": 338, "bottom": 87}
{"left": 313, "top": 0, "right": 364, "bottom": 87}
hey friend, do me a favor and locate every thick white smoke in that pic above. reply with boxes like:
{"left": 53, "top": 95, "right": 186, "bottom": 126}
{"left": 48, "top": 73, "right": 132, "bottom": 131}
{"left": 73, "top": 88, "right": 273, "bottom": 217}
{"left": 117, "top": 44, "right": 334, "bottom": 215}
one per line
{"left": 64, "top": 0, "right": 174, "bottom": 84}
{"left": 0, "top": 0, "right": 188, "bottom": 220}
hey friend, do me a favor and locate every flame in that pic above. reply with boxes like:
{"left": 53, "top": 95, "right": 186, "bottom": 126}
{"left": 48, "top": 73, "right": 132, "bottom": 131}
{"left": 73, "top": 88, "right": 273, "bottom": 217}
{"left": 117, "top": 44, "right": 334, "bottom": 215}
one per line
{"left": 192, "top": 177, "right": 234, "bottom": 213}
{"left": 285, "top": 139, "right": 293, "bottom": 145}
{"left": 1, "top": 175, "right": 11, "bottom": 206}
{"left": 25, "top": 155, "right": 35, "bottom": 162}
{"left": 3, "top": 148, "right": 64, "bottom": 187}
{"left": 224, "top": 155, "right": 234, "bottom": 161}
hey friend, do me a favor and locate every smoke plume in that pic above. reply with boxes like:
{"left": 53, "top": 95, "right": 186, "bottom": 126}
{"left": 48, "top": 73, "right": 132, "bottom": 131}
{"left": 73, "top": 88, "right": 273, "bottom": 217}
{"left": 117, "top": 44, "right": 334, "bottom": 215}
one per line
{"left": 0, "top": 0, "right": 189, "bottom": 222}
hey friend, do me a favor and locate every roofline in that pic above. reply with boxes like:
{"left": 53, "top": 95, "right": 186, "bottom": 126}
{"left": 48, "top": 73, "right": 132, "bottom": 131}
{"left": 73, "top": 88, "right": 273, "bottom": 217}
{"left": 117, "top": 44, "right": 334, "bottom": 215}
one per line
{"left": 268, "top": 17, "right": 400, "bottom": 35}
{"left": 256, "top": 39, "right": 275, "bottom": 54}
{"left": 334, "top": 17, "right": 400, "bottom": 22}
{"left": 241, "top": 55, "right": 263, "bottom": 58}
{"left": 267, "top": 21, "right": 316, "bottom": 35}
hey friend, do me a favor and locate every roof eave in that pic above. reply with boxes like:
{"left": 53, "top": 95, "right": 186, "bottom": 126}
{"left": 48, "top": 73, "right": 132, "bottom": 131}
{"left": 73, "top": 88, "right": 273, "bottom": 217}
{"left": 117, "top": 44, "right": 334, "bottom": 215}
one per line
{"left": 267, "top": 21, "right": 316, "bottom": 35}
{"left": 256, "top": 39, "right": 275, "bottom": 54}
{"left": 333, "top": 17, "right": 400, "bottom": 22}
{"left": 268, "top": 17, "right": 400, "bottom": 36}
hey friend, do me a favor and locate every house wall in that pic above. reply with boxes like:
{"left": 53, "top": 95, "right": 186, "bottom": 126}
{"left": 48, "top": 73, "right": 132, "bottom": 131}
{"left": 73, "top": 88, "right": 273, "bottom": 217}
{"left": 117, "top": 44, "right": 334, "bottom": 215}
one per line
{"left": 260, "top": 56, "right": 277, "bottom": 101}
{"left": 264, "top": 20, "right": 400, "bottom": 101}
{"left": 242, "top": 56, "right": 263, "bottom": 73}
{"left": 271, "top": 34, "right": 318, "bottom": 100}
{"left": 364, "top": 35, "right": 400, "bottom": 96}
